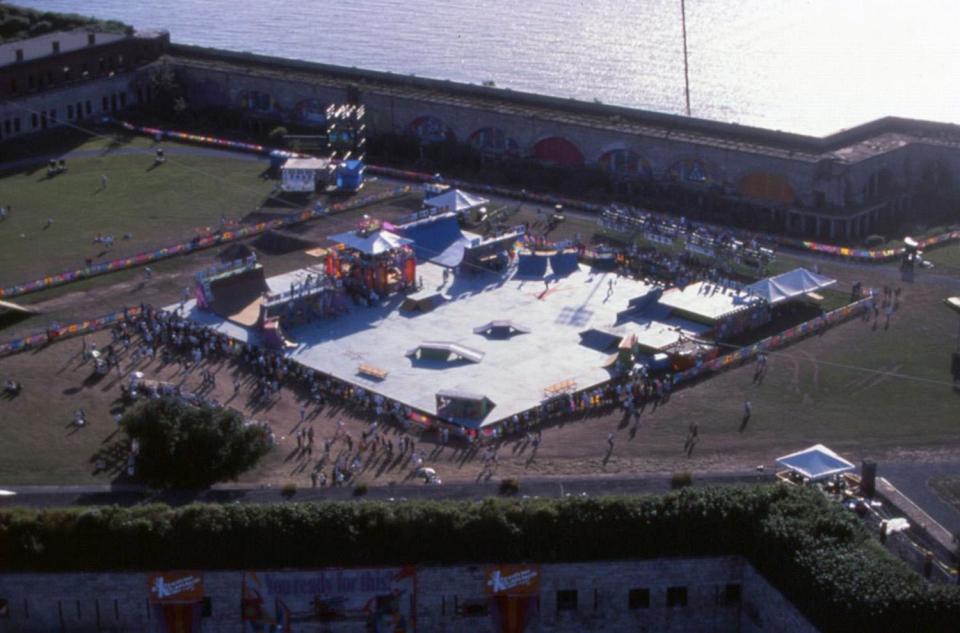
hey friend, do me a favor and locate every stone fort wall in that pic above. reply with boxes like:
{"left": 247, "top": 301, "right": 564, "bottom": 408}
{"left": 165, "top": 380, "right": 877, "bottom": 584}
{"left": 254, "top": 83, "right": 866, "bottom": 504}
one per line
{"left": 0, "top": 556, "right": 818, "bottom": 632}
{"left": 167, "top": 42, "right": 960, "bottom": 225}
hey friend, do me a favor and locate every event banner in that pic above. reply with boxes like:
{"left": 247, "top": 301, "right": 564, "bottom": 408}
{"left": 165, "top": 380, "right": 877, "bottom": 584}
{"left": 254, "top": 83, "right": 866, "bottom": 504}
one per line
{"left": 241, "top": 568, "right": 416, "bottom": 632}
{"left": 484, "top": 565, "right": 540, "bottom": 633}
{"left": 147, "top": 571, "right": 205, "bottom": 633}
{"left": 148, "top": 571, "right": 205, "bottom": 604}
{"left": 484, "top": 565, "right": 540, "bottom": 596}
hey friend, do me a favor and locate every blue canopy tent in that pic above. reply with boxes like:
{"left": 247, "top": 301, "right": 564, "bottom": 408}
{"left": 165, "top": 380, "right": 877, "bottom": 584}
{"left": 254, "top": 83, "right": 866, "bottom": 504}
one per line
{"left": 775, "top": 444, "right": 855, "bottom": 481}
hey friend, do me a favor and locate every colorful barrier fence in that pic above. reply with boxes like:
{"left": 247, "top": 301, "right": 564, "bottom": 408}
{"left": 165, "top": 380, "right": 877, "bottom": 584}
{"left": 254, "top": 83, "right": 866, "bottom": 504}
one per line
{"left": 115, "top": 121, "right": 960, "bottom": 264}
{"left": 0, "top": 186, "right": 412, "bottom": 300}
{"left": 777, "top": 231, "right": 960, "bottom": 262}
{"left": 0, "top": 305, "right": 143, "bottom": 358}
{"left": 120, "top": 121, "right": 273, "bottom": 157}
{"left": 670, "top": 296, "right": 872, "bottom": 386}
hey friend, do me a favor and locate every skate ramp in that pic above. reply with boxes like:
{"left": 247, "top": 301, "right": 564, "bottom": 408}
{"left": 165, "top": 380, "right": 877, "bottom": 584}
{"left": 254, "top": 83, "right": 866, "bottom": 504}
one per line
{"left": 209, "top": 267, "right": 268, "bottom": 326}
{"left": 401, "top": 214, "right": 469, "bottom": 266}
{"left": 516, "top": 253, "right": 549, "bottom": 278}
{"left": 549, "top": 251, "right": 580, "bottom": 277}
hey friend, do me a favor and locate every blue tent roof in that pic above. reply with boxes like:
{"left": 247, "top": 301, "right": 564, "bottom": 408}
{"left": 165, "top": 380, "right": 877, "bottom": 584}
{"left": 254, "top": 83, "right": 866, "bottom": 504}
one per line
{"left": 776, "top": 444, "right": 855, "bottom": 481}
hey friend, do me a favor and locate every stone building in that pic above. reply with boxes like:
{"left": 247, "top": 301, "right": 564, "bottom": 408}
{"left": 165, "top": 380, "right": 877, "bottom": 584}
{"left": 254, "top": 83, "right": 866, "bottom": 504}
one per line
{"left": 0, "top": 556, "right": 818, "bottom": 632}
{"left": 0, "top": 28, "right": 169, "bottom": 140}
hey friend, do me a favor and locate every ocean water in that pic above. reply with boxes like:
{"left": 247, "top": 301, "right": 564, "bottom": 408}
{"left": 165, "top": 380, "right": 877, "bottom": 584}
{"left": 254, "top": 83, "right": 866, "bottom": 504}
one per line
{"left": 12, "top": 0, "right": 960, "bottom": 136}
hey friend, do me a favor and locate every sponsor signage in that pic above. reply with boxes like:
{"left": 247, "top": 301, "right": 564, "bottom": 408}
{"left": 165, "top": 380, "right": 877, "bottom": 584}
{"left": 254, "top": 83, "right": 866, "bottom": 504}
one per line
{"left": 148, "top": 571, "right": 204, "bottom": 604}
{"left": 484, "top": 565, "right": 540, "bottom": 596}
{"left": 242, "top": 567, "right": 416, "bottom": 631}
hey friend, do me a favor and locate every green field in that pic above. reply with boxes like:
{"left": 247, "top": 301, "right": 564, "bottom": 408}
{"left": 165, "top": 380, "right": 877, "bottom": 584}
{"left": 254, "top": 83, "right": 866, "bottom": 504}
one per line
{"left": 0, "top": 136, "right": 276, "bottom": 287}
{"left": 0, "top": 134, "right": 959, "bottom": 488}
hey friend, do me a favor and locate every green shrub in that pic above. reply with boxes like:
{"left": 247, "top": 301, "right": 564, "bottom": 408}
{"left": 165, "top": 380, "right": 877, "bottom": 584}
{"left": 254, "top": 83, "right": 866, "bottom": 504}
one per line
{"left": 0, "top": 486, "right": 957, "bottom": 632}
{"left": 499, "top": 478, "right": 520, "bottom": 496}
{"left": 122, "top": 398, "right": 272, "bottom": 489}
{"left": 280, "top": 483, "right": 297, "bottom": 498}
{"left": 353, "top": 482, "right": 369, "bottom": 497}
{"left": 670, "top": 471, "right": 693, "bottom": 489}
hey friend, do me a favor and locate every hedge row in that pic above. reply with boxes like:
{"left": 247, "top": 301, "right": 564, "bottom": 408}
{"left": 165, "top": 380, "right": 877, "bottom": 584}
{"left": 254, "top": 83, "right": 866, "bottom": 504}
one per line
{"left": 0, "top": 485, "right": 956, "bottom": 632}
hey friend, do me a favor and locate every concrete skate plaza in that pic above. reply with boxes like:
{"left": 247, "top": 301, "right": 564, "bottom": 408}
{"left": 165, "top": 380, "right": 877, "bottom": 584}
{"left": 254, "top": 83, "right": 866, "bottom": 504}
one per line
{"left": 177, "top": 262, "right": 707, "bottom": 426}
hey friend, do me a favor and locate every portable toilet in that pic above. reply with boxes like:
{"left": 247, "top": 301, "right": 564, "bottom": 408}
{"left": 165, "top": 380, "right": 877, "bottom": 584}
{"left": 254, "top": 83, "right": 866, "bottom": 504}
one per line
{"left": 336, "top": 159, "right": 365, "bottom": 192}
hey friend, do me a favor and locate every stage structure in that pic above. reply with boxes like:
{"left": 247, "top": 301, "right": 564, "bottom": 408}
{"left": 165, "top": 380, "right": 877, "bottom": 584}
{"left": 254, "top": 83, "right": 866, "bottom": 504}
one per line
{"left": 195, "top": 256, "right": 349, "bottom": 350}
{"left": 326, "top": 103, "right": 366, "bottom": 162}
{"left": 327, "top": 218, "right": 418, "bottom": 297}
{"left": 396, "top": 210, "right": 524, "bottom": 271}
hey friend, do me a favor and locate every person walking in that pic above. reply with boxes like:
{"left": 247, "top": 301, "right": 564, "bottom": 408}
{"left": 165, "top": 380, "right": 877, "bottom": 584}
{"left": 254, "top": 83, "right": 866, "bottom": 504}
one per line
{"left": 100, "top": 174, "right": 108, "bottom": 190}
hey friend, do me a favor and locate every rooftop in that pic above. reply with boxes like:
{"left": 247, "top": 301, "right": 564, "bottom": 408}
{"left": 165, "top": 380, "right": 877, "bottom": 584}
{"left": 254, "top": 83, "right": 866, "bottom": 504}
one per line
{"left": 657, "top": 281, "right": 764, "bottom": 324}
{"left": 0, "top": 30, "right": 127, "bottom": 68}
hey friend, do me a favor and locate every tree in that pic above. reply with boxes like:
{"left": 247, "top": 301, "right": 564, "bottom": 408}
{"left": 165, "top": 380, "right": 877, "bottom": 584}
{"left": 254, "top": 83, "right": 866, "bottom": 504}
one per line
{"left": 122, "top": 398, "right": 273, "bottom": 488}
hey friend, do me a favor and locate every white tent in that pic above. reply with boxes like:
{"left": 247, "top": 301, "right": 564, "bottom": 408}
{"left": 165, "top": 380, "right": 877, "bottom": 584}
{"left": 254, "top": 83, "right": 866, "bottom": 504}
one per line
{"left": 423, "top": 189, "right": 489, "bottom": 213}
{"left": 775, "top": 444, "right": 855, "bottom": 481}
{"left": 328, "top": 229, "right": 412, "bottom": 255}
{"left": 746, "top": 268, "right": 836, "bottom": 306}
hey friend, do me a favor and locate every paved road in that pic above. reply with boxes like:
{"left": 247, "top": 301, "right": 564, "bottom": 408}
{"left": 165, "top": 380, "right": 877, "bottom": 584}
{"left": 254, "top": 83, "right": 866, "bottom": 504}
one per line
{"left": 881, "top": 461, "right": 960, "bottom": 535}
{"left": 0, "top": 471, "right": 771, "bottom": 508}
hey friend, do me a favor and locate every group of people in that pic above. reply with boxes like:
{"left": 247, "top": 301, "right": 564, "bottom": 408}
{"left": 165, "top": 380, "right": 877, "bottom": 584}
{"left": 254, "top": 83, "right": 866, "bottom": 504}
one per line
{"left": 105, "top": 297, "right": 693, "bottom": 486}
{"left": 867, "top": 285, "right": 902, "bottom": 330}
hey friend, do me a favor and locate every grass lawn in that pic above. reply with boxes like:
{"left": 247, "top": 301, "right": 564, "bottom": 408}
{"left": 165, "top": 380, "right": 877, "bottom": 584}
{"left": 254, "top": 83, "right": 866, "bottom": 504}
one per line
{"left": 923, "top": 241, "right": 960, "bottom": 271}
{"left": 0, "top": 137, "right": 276, "bottom": 287}
{"left": 929, "top": 476, "right": 960, "bottom": 514}
{"left": 0, "top": 136, "right": 958, "bottom": 487}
